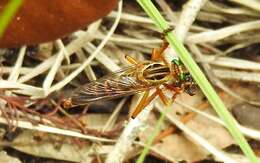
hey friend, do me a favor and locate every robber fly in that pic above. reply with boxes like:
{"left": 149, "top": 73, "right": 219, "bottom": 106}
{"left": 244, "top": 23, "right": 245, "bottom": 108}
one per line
{"left": 63, "top": 57, "right": 196, "bottom": 109}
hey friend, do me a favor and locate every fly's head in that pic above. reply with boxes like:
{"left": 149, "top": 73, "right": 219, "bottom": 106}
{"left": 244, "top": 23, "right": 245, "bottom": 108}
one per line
{"left": 171, "top": 58, "right": 197, "bottom": 96}
{"left": 182, "top": 73, "right": 196, "bottom": 96}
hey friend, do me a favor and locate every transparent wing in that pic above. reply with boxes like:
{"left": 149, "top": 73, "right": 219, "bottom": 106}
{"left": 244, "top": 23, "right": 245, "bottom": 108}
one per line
{"left": 71, "top": 65, "right": 154, "bottom": 105}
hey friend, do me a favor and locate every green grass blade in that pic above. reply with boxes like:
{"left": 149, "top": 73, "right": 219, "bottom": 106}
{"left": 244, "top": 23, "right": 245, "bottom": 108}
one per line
{"left": 136, "top": 0, "right": 258, "bottom": 162}
{"left": 0, "top": 0, "right": 24, "bottom": 37}
{"left": 136, "top": 109, "right": 167, "bottom": 163}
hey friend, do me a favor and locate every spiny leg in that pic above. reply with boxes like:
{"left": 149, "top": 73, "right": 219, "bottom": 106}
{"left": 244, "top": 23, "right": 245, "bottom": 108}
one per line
{"left": 161, "top": 27, "right": 174, "bottom": 39}
{"left": 151, "top": 41, "right": 169, "bottom": 64}
{"left": 151, "top": 28, "right": 174, "bottom": 66}
{"left": 131, "top": 86, "right": 174, "bottom": 118}
{"left": 131, "top": 89, "right": 160, "bottom": 119}
{"left": 131, "top": 90, "right": 150, "bottom": 119}
{"left": 163, "top": 83, "right": 182, "bottom": 94}
{"left": 155, "top": 87, "right": 170, "bottom": 106}
{"left": 163, "top": 83, "right": 182, "bottom": 101}
{"left": 157, "top": 26, "right": 174, "bottom": 58}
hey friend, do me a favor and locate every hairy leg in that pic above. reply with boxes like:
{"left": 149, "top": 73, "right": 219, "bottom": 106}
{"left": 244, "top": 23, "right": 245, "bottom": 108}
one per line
{"left": 131, "top": 90, "right": 150, "bottom": 119}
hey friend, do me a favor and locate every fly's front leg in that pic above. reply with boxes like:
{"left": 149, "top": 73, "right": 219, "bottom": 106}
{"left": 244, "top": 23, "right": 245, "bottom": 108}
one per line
{"left": 151, "top": 27, "right": 174, "bottom": 65}
{"left": 163, "top": 83, "right": 182, "bottom": 101}
{"left": 163, "top": 83, "right": 182, "bottom": 94}
{"left": 161, "top": 27, "right": 174, "bottom": 40}
{"left": 151, "top": 40, "right": 169, "bottom": 62}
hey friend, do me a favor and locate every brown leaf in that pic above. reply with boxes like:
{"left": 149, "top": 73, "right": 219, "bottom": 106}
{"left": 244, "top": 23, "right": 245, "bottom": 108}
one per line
{"left": 0, "top": 0, "right": 118, "bottom": 48}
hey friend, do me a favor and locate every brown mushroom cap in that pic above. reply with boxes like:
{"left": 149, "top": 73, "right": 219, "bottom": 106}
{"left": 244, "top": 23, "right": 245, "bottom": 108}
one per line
{"left": 0, "top": 0, "right": 118, "bottom": 48}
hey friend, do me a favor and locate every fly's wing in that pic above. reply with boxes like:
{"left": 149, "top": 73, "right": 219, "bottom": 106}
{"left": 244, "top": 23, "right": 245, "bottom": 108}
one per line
{"left": 70, "top": 66, "right": 154, "bottom": 105}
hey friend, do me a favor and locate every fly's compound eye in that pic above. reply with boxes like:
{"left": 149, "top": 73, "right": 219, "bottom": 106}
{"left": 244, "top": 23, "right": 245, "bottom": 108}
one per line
{"left": 183, "top": 74, "right": 197, "bottom": 96}
{"left": 184, "top": 73, "right": 194, "bottom": 83}
{"left": 184, "top": 85, "right": 196, "bottom": 96}
{"left": 179, "top": 72, "right": 191, "bottom": 82}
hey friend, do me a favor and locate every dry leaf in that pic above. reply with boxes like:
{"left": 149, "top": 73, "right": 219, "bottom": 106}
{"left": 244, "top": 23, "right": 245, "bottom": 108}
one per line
{"left": 0, "top": 0, "right": 118, "bottom": 47}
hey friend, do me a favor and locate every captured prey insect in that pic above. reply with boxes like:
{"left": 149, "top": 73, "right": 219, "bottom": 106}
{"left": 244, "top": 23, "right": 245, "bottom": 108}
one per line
{"left": 63, "top": 40, "right": 196, "bottom": 118}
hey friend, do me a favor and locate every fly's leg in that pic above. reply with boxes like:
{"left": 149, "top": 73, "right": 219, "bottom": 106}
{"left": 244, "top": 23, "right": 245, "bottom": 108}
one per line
{"left": 126, "top": 27, "right": 174, "bottom": 64}
{"left": 163, "top": 83, "right": 182, "bottom": 101}
{"left": 131, "top": 88, "right": 162, "bottom": 119}
{"left": 131, "top": 90, "right": 150, "bottom": 119}
{"left": 151, "top": 41, "right": 169, "bottom": 63}
{"left": 151, "top": 27, "right": 174, "bottom": 65}
{"left": 155, "top": 88, "right": 171, "bottom": 106}
{"left": 131, "top": 87, "right": 172, "bottom": 119}
{"left": 163, "top": 83, "right": 182, "bottom": 94}
{"left": 151, "top": 41, "right": 170, "bottom": 69}
{"left": 161, "top": 27, "right": 174, "bottom": 39}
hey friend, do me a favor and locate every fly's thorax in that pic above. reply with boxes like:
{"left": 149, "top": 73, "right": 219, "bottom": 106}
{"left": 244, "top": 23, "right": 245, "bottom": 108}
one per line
{"left": 170, "top": 65, "right": 192, "bottom": 86}
{"left": 170, "top": 58, "right": 191, "bottom": 82}
{"left": 170, "top": 59, "right": 197, "bottom": 95}
{"left": 136, "top": 61, "right": 171, "bottom": 85}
